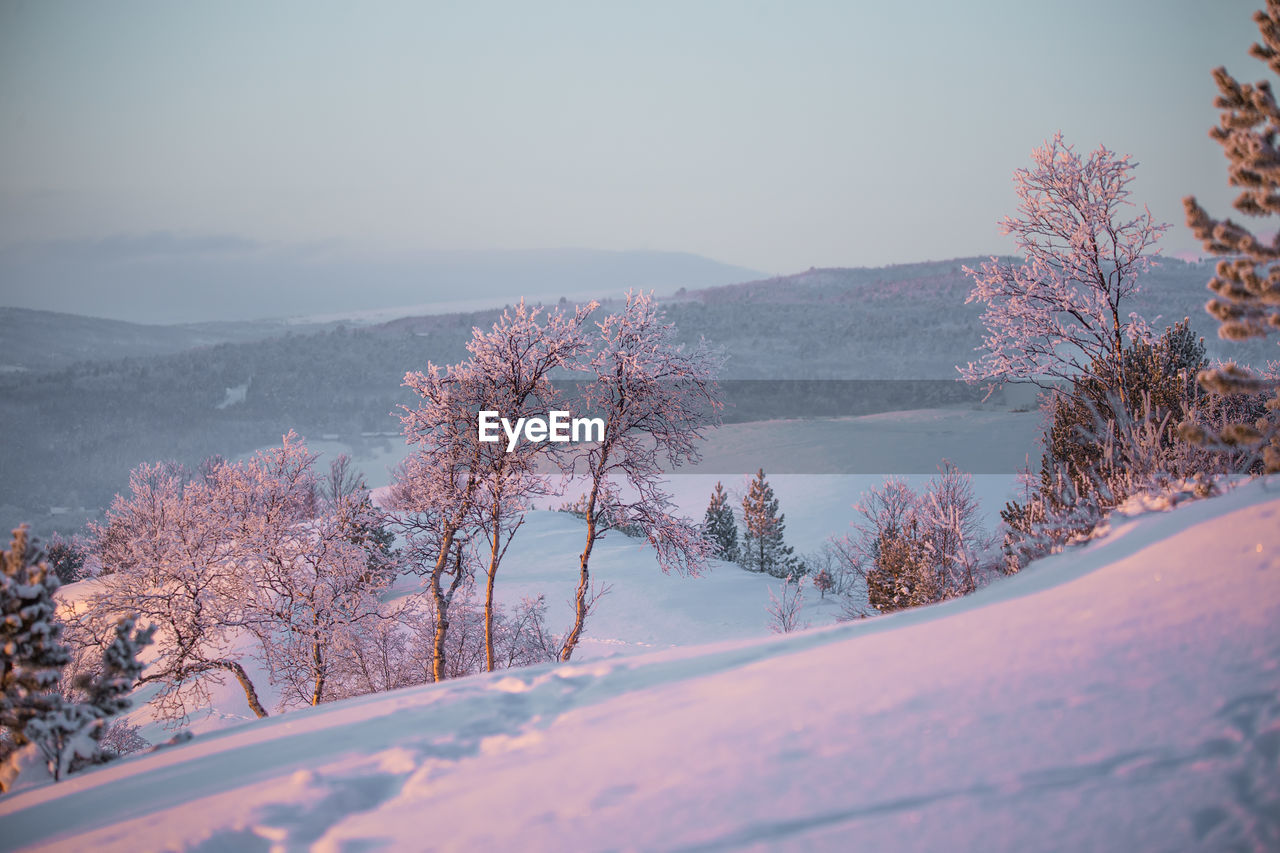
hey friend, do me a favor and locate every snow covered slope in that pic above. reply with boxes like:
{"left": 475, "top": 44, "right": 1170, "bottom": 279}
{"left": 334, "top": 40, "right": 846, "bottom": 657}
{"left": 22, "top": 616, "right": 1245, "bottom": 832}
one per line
{"left": 2, "top": 480, "right": 1278, "bottom": 851}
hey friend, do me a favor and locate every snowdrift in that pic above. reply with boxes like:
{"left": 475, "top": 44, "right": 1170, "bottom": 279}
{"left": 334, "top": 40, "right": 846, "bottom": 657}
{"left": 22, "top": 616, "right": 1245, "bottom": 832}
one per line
{"left": 2, "top": 479, "right": 1278, "bottom": 851}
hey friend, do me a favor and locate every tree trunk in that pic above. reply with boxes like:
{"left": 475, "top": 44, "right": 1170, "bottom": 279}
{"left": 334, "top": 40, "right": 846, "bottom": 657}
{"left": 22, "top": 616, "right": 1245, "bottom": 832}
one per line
{"left": 1110, "top": 301, "right": 1128, "bottom": 411}
{"left": 311, "top": 635, "right": 324, "bottom": 706}
{"left": 560, "top": 479, "right": 600, "bottom": 662}
{"left": 215, "top": 660, "right": 269, "bottom": 719}
{"left": 430, "top": 532, "right": 461, "bottom": 682}
{"left": 484, "top": 507, "right": 500, "bottom": 673}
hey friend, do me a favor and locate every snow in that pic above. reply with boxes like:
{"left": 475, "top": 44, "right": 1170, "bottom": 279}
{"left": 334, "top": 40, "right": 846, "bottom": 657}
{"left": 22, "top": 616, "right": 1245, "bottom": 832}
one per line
{"left": 214, "top": 381, "right": 249, "bottom": 410}
{"left": 3, "top": 477, "right": 1277, "bottom": 851}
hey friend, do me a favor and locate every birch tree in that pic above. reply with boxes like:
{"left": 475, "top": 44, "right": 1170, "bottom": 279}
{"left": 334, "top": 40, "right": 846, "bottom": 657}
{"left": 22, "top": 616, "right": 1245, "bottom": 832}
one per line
{"left": 962, "top": 133, "right": 1169, "bottom": 411}
{"left": 467, "top": 302, "right": 593, "bottom": 671}
{"left": 244, "top": 493, "right": 390, "bottom": 708}
{"left": 89, "top": 461, "right": 271, "bottom": 721}
{"left": 392, "top": 301, "right": 593, "bottom": 679}
{"left": 558, "top": 291, "right": 722, "bottom": 661}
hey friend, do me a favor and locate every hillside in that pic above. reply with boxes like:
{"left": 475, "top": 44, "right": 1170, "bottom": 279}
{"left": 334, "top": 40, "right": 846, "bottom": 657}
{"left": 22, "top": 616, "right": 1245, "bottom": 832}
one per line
{"left": 667, "top": 257, "right": 1277, "bottom": 378}
{"left": 1, "top": 478, "right": 1276, "bottom": 851}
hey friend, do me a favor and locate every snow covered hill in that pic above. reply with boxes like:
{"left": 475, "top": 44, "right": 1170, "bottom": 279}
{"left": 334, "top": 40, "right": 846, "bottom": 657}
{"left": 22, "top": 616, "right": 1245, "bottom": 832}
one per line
{"left": 2, "top": 479, "right": 1277, "bottom": 851}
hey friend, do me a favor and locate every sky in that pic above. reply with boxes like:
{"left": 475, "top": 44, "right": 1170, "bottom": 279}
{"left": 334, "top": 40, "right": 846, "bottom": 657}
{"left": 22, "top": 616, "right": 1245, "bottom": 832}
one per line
{"left": 0, "top": 0, "right": 1269, "bottom": 318}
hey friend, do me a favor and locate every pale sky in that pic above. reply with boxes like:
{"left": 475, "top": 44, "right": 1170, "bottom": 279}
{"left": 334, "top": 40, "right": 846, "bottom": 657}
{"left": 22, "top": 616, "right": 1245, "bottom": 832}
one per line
{"left": 0, "top": 0, "right": 1265, "bottom": 284}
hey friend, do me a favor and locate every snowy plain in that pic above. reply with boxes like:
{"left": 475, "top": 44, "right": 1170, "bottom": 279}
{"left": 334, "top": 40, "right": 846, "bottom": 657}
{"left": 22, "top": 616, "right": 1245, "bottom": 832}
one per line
{"left": 1, "top": 476, "right": 1277, "bottom": 851}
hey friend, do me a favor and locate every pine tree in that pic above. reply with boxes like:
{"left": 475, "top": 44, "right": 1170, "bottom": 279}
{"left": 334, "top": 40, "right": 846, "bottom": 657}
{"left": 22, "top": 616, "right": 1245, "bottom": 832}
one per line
{"left": 740, "top": 469, "right": 799, "bottom": 578}
{"left": 80, "top": 616, "right": 154, "bottom": 721}
{"left": 45, "top": 535, "right": 86, "bottom": 585}
{"left": 0, "top": 526, "right": 69, "bottom": 791}
{"left": 25, "top": 616, "right": 154, "bottom": 782}
{"left": 864, "top": 519, "right": 939, "bottom": 614}
{"left": 2, "top": 528, "right": 154, "bottom": 789}
{"left": 1182, "top": 0, "right": 1280, "bottom": 473}
{"left": 1043, "top": 320, "right": 1209, "bottom": 502}
{"left": 703, "top": 482, "right": 738, "bottom": 563}
{"left": 339, "top": 492, "right": 398, "bottom": 584}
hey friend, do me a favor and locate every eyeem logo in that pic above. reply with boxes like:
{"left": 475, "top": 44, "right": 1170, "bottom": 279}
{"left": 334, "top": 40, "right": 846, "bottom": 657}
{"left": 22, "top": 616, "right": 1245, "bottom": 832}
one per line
{"left": 478, "top": 411, "right": 605, "bottom": 452}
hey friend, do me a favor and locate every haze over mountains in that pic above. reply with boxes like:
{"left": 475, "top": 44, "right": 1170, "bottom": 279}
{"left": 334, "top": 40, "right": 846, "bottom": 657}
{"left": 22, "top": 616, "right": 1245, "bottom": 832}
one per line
{"left": 0, "top": 241, "right": 761, "bottom": 324}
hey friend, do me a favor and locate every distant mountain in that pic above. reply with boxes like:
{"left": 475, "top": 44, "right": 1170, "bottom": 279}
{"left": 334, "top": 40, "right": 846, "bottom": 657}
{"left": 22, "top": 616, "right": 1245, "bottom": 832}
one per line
{"left": 0, "top": 239, "right": 762, "bottom": 324}
{"left": 660, "top": 256, "right": 1277, "bottom": 377}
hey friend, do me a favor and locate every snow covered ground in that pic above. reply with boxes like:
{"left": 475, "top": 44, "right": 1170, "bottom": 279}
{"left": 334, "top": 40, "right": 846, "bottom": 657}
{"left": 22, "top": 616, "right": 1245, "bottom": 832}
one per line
{"left": 3, "top": 477, "right": 1277, "bottom": 851}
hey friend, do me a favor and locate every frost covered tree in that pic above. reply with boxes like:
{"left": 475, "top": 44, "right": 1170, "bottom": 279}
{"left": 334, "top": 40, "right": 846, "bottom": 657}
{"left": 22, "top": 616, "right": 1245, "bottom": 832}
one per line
{"left": 962, "top": 133, "right": 1169, "bottom": 412}
{"left": 89, "top": 436, "right": 405, "bottom": 715}
{"left": 25, "top": 616, "right": 153, "bottom": 783}
{"left": 703, "top": 481, "right": 739, "bottom": 563}
{"left": 466, "top": 302, "right": 593, "bottom": 671}
{"left": 766, "top": 575, "right": 807, "bottom": 634}
{"left": 245, "top": 493, "right": 391, "bottom": 709}
{"left": 740, "top": 469, "right": 799, "bottom": 578}
{"left": 1182, "top": 0, "right": 1280, "bottom": 472}
{"left": 917, "top": 461, "right": 984, "bottom": 596}
{"left": 847, "top": 469, "right": 986, "bottom": 613}
{"left": 558, "top": 291, "right": 722, "bottom": 660}
{"left": 0, "top": 526, "right": 69, "bottom": 790}
{"left": 393, "top": 301, "right": 594, "bottom": 678}
{"left": 1, "top": 530, "right": 152, "bottom": 790}
{"left": 86, "top": 444, "right": 312, "bottom": 722}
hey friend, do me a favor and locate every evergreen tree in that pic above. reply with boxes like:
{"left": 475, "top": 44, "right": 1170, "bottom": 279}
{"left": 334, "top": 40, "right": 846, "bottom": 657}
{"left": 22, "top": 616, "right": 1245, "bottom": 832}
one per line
{"left": 865, "top": 519, "right": 939, "bottom": 614}
{"left": 80, "top": 616, "right": 155, "bottom": 721}
{"left": 1042, "top": 319, "right": 1209, "bottom": 502}
{"left": 339, "top": 493, "right": 399, "bottom": 584}
{"left": 1182, "top": 0, "right": 1280, "bottom": 473}
{"left": 0, "top": 526, "right": 69, "bottom": 791}
{"left": 703, "top": 482, "right": 738, "bottom": 563}
{"left": 25, "top": 616, "right": 154, "bottom": 782}
{"left": 45, "top": 535, "right": 86, "bottom": 585}
{"left": 740, "top": 469, "right": 799, "bottom": 578}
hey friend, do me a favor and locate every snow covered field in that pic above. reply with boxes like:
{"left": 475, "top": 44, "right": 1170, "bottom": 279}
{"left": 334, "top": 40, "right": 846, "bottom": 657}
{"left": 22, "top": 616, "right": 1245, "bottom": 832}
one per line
{"left": 2, "top": 477, "right": 1277, "bottom": 851}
